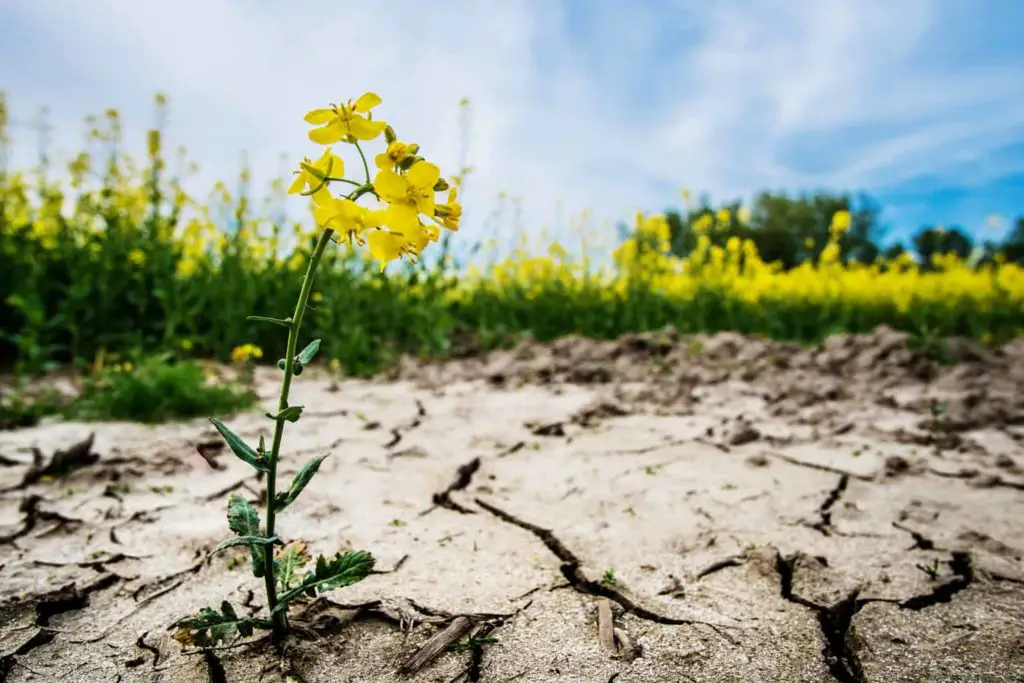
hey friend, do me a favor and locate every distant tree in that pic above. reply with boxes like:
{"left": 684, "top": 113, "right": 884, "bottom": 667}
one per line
{"left": 997, "top": 216, "right": 1024, "bottom": 265}
{"left": 662, "top": 191, "right": 885, "bottom": 270}
{"left": 913, "top": 226, "right": 974, "bottom": 267}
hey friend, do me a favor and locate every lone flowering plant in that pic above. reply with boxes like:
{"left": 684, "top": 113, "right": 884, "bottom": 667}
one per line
{"left": 174, "top": 92, "right": 461, "bottom": 648}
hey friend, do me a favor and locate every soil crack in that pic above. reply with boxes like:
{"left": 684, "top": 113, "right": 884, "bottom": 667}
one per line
{"left": 475, "top": 498, "right": 737, "bottom": 629}
{"left": 899, "top": 552, "right": 973, "bottom": 610}
{"left": 776, "top": 552, "right": 866, "bottom": 683}
{"left": 424, "top": 458, "right": 481, "bottom": 516}
{"left": 810, "top": 475, "right": 849, "bottom": 536}
{"left": 764, "top": 451, "right": 873, "bottom": 481}
{"left": 773, "top": 548, "right": 976, "bottom": 683}
{"left": 0, "top": 495, "right": 82, "bottom": 545}
{"left": 0, "top": 573, "right": 120, "bottom": 681}
{"left": 384, "top": 399, "right": 426, "bottom": 449}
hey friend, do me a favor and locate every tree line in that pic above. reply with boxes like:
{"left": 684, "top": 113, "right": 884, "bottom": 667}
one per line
{"left": 639, "top": 191, "right": 1024, "bottom": 269}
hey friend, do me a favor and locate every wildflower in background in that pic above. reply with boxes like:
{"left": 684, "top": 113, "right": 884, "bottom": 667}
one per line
{"left": 230, "top": 344, "right": 263, "bottom": 364}
{"left": 716, "top": 209, "right": 731, "bottom": 225}
{"left": 128, "top": 249, "right": 146, "bottom": 266}
{"left": 177, "top": 257, "right": 199, "bottom": 278}
{"left": 693, "top": 213, "right": 713, "bottom": 235}
{"left": 180, "top": 339, "right": 194, "bottom": 352}
{"left": 122, "top": 361, "right": 134, "bottom": 373}
{"left": 304, "top": 93, "right": 387, "bottom": 144}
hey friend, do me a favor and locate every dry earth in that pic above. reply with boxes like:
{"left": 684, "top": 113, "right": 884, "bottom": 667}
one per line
{"left": 1, "top": 327, "right": 1023, "bottom": 683}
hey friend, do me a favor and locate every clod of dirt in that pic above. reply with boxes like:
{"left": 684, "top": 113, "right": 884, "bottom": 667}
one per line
{"left": 2, "top": 434, "right": 99, "bottom": 492}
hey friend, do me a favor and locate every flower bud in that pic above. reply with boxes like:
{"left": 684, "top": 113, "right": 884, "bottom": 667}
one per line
{"left": 399, "top": 155, "right": 422, "bottom": 171}
{"left": 433, "top": 178, "right": 450, "bottom": 192}
{"left": 384, "top": 125, "right": 397, "bottom": 144}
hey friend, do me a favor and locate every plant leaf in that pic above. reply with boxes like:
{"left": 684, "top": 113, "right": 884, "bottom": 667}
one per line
{"left": 274, "top": 541, "right": 312, "bottom": 593}
{"left": 172, "top": 600, "right": 270, "bottom": 648}
{"left": 211, "top": 534, "right": 280, "bottom": 557}
{"left": 274, "top": 453, "right": 329, "bottom": 512}
{"left": 267, "top": 405, "right": 303, "bottom": 423}
{"left": 247, "top": 315, "right": 293, "bottom": 329}
{"left": 209, "top": 418, "right": 269, "bottom": 472}
{"left": 274, "top": 550, "right": 374, "bottom": 613}
{"left": 297, "top": 339, "right": 321, "bottom": 365}
{"left": 227, "top": 494, "right": 266, "bottom": 577}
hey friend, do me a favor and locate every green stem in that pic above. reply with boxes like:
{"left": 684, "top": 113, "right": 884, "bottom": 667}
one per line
{"left": 324, "top": 176, "right": 362, "bottom": 188}
{"left": 353, "top": 141, "right": 371, "bottom": 185}
{"left": 262, "top": 226, "right": 335, "bottom": 642}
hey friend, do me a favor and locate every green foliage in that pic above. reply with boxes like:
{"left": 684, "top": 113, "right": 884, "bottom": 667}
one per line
{"left": 0, "top": 385, "right": 63, "bottom": 430}
{"left": 173, "top": 600, "right": 270, "bottom": 648}
{"left": 273, "top": 550, "right": 376, "bottom": 613}
{"left": 273, "top": 453, "right": 330, "bottom": 513}
{"left": 274, "top": 542, "right": 312, "bottom": 594}
{"left": 663, "top": 191, "right": 885, "bottom": 268}
{"left": 210, "top": 418, "right": 270, "bottom": 472}
{"left": 65, "top": 356, "right": 255, "bottom": 423}
{"left": 225, "top": 493, "right": 269, "bottom": 577}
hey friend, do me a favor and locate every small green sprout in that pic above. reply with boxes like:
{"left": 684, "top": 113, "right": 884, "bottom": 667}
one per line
{"left": 448, "top": 635, "right": 499, "bottom": 653}
{"left": 915, "top": 558, "right": 942, "bottom": 581}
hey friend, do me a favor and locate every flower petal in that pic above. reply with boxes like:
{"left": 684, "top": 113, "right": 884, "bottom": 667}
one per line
{"left": 304, "top": 108, "right": 335, "bottom": 124}
{"left": 366, "top": 230, "right": 403, "bottom": 270}
{"left": 308, "top": 121, "right": 344, "bottom": 145}
{"left": 348, "top": 118, "right": 388, "bottom": 141}
{"left": 407, "top": 161, "right": 440, "bottom": 190}
{"left": 373, "top": 170, "right": 407, "bottom": 203}
{"left": 352, "top": 92, "right": 382, "bottom": 112}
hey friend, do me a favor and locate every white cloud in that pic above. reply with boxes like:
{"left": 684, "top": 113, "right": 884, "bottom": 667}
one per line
{"left": 2, "top": 0, "right": 1022, "bottom": 251}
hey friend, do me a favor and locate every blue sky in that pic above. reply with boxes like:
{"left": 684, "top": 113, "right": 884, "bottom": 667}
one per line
{"left": 1, "top": 0, "right": 1022, "bottom": 252}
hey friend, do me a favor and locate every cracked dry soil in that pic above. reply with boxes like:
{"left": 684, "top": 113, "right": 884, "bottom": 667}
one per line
{"left": 1, "top": 327, "right": 1023, "bottom": 683}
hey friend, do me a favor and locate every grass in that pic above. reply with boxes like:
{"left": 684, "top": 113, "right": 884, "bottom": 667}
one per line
{"left": 1, "top": 355, "right": 256, "bottom": 427}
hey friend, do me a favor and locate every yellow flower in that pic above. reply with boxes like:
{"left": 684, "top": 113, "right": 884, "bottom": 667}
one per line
{"left": 366, "top": 229, "right": 407, "bottom": 269}
{"left": 716, "top": 209, "right": 731, "bottom": 225}
{"left": 311, "top": 291, "right": 323, "bottom": 303}
{"left": 313, "top": 196, "right": 381, "bottom": 244}
{"left": 304, "top": 93, "right": 387, "bottom": 144}
{"left": 375, "top": 162, "right": 440, "bottom": 213}
{"left": 830, "top": 210, "right": 852, "bottom": 234}
{"left": 177, "top": 256, "right": 199, "bottom": 278}
{"left": 122, "top": 361, "right": 134, "bottom": 373}
{"left": 128, "top": 249, "right": 146, "bottom": 266}
{"left": 374, "top": 141, "right": 416, "bottom": 171}
{"left": 433, "top": 186, "right": 462, "bottom": 231}
{"left": 374, "top": 161, "right": 441, "bottom": 235}
{"left": 180, "top": 339, "right": 194, "bottom": 351}
{"left": 230, "top": 344, "right": 263, "bottom": 364}
{"left": 288, "top": 147, "right": 343, "bottom": 202}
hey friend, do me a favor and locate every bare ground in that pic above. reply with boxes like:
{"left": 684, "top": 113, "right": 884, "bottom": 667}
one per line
{"left": 1, "top": 326, "right": 1023, "bottom": 683}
